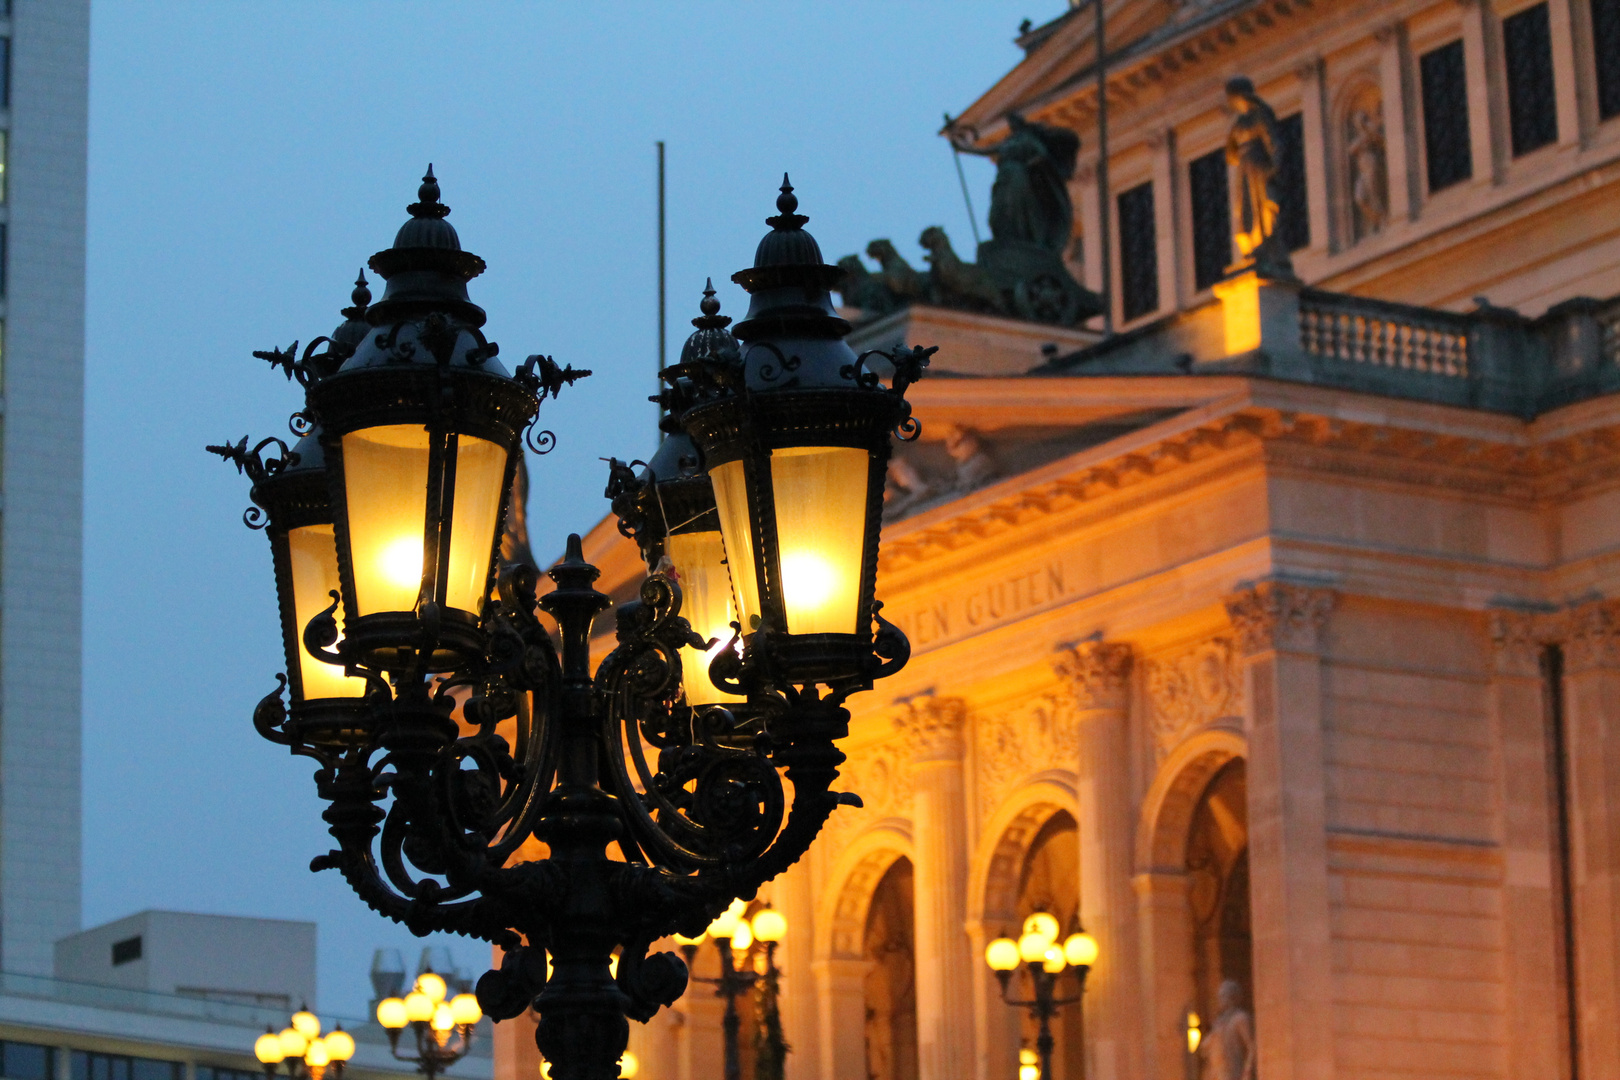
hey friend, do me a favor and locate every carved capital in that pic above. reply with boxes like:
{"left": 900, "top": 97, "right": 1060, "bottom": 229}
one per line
{"left": 896, "top": 695, "right": 969, "bottom": 763}
{"left": 1565, "top": 600, "right": 1620, "bottom": 673}
{"left": 1294, "top": 57, "right": 1321, "bottom": 83}
{"left": 1052, "top": 642, "right": 1134, "bottom": 711}
{"left": 1374, "top": 22, "right": 1398, "bottom": 44}
{"left": 1224, "top": 581, "right": 1336, "bottom": 657}
{"left": 1488, "top": 608, "right": 1552, "bottom": 678}
{"left": 1146, "top": 128, "right": 1169, "bottom": 152}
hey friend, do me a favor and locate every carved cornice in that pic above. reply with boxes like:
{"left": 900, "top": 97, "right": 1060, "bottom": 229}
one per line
{"left": 1052, "top": 641, "right": 1135, "bottom": 711}
{"left": 1225, "top": 581, "right": 1336, "bottom": 657}
{"left": 896, "top": 695, "right": 969, "bottom": 763}
{"left": 1565, "top": 599, "right": 1620, "bottom": 673}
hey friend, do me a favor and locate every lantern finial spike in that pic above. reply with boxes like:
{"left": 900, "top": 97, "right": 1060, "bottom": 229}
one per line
{"left": 409, "top": 165, "right": 450, "bottom": 219}
{"left": 700, "top": 278, "right": 720, "bottom": 316}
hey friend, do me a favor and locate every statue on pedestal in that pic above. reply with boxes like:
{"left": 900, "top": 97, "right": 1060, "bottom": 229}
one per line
{"left": 1224, "top": 77, "right": 1293, "bottom": 278}
{"left": 1200, "top": 980, "right": 1257, "bottom": 1080}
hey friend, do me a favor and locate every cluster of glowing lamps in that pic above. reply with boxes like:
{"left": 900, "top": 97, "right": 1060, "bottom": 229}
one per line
{"left": 373, "top": 971, "right": 483, "bottom": 1079}
{"left": 671, "top": 900, "right": 789, "bottom": 1080}
{"left": 253, "top": 1008, "right": 355, "bottom": 1080}
{"left": 984, "top": 913, "right": 1099, "bottom": 1080}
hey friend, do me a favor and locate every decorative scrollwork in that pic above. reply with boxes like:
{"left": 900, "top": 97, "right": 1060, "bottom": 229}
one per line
{"left": 288, "top": 411, "right": 316, "bottom": 437}
{"left": 746, "top": 341, "right": 801, "bottom": 384}
{"left": 526, "top": 427, "right": 557, "bottom": 455}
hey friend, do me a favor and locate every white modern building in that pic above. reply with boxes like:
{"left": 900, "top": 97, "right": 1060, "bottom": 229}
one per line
{"left": 0, "top": 0, "right": 87, "bottom": 977}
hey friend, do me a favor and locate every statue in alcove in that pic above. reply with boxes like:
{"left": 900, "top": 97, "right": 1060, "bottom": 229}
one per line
{"left": 1346, "top": 104, "right": 1388, "bottom": 240}
{"left": 1200, "top": 979, "right": 1257, "bottom": 1080}
{"left": 1225, "top": 76, "right": 1293, "bottom": 277}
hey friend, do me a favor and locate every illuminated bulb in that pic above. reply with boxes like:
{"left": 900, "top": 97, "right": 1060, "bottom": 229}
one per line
{"left": 751, "top": 908, "right": 787, "bottom": 943}
{"left": 404, "top": 990, "right": 434, "bottom": 1023}
{"left": 620, "top": 1051, "right": 640, "bottom": 1079}
{"left": 1063, "top": 931, "right": 1099, "bottom": 968}
{"left": 1017, "top": 931, "right": 1048, "bottom": 964}
{"left": 291, "top": 1009, "right": 321, "bottom": 1040}
{"left": 609, "top": 953, "right": 620, "bottom": 979}
{"left": 431, "top": 1003, "right": 455, "bottom": 1032}
{"left": 985, "top": 937, "right": 1020, "bottom": 972}
{"left": 449, "top": 993, "right": 482, "bottom": 1026}
{"left": 304, "top": 1039, "right": 330, "bottom": 1069}
{"left": 708, "top": 898, "right": 746, "bottom": 939}
{"left": 376, "top": 997, "right": 408, "bottom": 1029}
{"left": 731, "top": 921, "right": 754, "bottom": 951}
{"left": 1022, "top": 912, "right": 1060, "bottom": 947}
{"left": 324, "top": 1029, "right": 355, "bottom": 1062}
{"left": 379, "top": 535, "right": 424, "bottom": 592}
{"left": 1019, "top": 1065, "right": 1039, "bottom": 1080}
{"left": 539, "top": 1062, "right": 551, "bottom": 1080}
{"left": 277, "top": 1028, "right": 308, "bottom": 1059}
{"left": 1042, "top": 945, "right": 1066, "bottom": 974}
{"left": 416, "top": 971, "right": 449, "bottom": 1004}
{"left": 255, "top": 1031, "right": 286, "bottom": 1065}
{"left": 1186, "top": 1012, "right": 1203, "bottom": 1055}
{"left": 1019, "top": 1050, "right": 1038, "bottom": 1066}
{"left": 672, "top": 931, "right": 704, "bottom": 947}
{"left": 779, "top": 551, "right": 836, "bottom": 613}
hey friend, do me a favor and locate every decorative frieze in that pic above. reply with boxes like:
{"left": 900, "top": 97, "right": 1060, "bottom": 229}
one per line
{"left": 974, "top": 692, "right": 1080, "bottom": 822}
{"left": 1052, "top": 641, "right": 1135, "bottom": 711}
{"left": 1144, "top": 637, "right": 1240, "bottom": 761}
{"left": 1565, "top": 599, "right": 1620, "bottom": 673}
{"left": 1224, "top": 581, "right": 1336, "bottom": 656}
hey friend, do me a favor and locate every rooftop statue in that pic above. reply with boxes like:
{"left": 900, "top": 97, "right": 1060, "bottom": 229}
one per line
{"left": 836, "top": 113, "right": 1101, "bottom": 327}
{"left": 1225, "top": 76, "right": 1294, "bottom": 277}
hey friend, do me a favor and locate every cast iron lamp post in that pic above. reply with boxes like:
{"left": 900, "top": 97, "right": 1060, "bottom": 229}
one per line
{"left": 984, "top": 914, "right": 1099, "bottom": 1080}
{"left": 672, "top": 902, "right": 788, "bottom": 1080}
{"left": 253, "top": 1007, "right": 356, "bottom": 1080}
{"left": 373, "top": 970, "right": 484, "bottom": 1079}
{"left": 210, "top": 169, "right": 929, "bottom": 1080}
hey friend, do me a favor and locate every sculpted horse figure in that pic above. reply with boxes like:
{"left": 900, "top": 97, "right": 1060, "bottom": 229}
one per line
{"left": 918, "top": 226, "right": 1006, "bottom": 314}
{"left": 866, "top": 238, "right": 928, "bottom": 301}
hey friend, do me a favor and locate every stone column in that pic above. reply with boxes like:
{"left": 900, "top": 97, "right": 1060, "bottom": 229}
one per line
{"left": 1134, "top": 871, "right": 1196, "bottom": 1080}
{"left": 1296, "top": 57, "right": 1331, "bottom": 257}
{"left": 1377, "top": 22, "right": 1418, "bottom": 224}
{"left": 778, "top": 861, "right": 822, "bottom": 1080}
{"left": 900, "top": 696, "right": 976, "bottom": 1080}
{"left": 1487, "top": 611, "right": 1569, "bottom": 1080}
{"left": 1561, "top": 600, "right": 1620, "bottom": 1080}
{"left": 1224, "top": 582, "right": 1336, "bottom": 1080}
{"left": 1053, "top": 642, "right": 1143, "bottom": 1080}
{"left": 814, "top": 958, "right": 871, "bottom": 1080}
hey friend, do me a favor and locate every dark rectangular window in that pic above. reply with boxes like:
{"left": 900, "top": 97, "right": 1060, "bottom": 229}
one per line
{"left": 1, "top": 1043, "right": 53, "bottom": 1080}
{"left": 71, "top": 1056, "right": 175, "bottom": 1080}
{"left": 1275, "top": 112, "right": 1310, "bottom": 250}
{"left": 1504, "top": 4, "right": 1558, "bottom": 155}
{"left": 1117, "top": 182, "right": 1158, "bottom": 321}
{"left": 0, "top": 37, "right": 11, "bottom": 111}
{"left": 1421, "top": 40, "right": 1473, "bottom": 192}
{"left": 1189, "top": 148, "right": 1231, "bottom": 291}
{"left": 1596, "top": 0, "right": 1620, "bottom": 118}
{"left": 110, "top": 935, "right": 141, "bottom": 966}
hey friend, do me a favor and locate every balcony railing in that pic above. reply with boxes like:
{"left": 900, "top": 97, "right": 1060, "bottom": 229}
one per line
{"left": 1300, "top": 294, "right": 1470, "bottom": 377}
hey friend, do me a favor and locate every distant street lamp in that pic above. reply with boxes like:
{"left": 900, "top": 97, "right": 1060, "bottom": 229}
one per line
{"left": 374, "top": 970, "right": 484, "bottom": 1079}
{"left": 984, "top": 914, "right": 1098, "bottom": 1080}
{"left": 676, "top": 902, "right": 790, "bottom": 1080}
{"left": 253, "top": 1006, "right": 356, "bottom": 1080}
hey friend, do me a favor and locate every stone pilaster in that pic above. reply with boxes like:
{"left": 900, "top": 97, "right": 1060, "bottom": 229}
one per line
{"left": 1133, "top": 871, "right": 1195, "bottom": 1080}
{"left": 1487, "top": 609, "right": 1570, "bottom": 1080}
{"left": 1561, "top": 599, "right": 1620, "bottom": 1080}
{"left": 898, "top": 696, "right": 976, "bottom": 1080}
{"left": 1052, "top": 642, "right": 1143, "bottom": 1080}
{"left": 1377, "top": 22, "right": 1418, "bottom": 224}
{"left": 1223, "top": 581, "right": 1336, "bottom": 1080}
{"left": 778, "top": 861, "right": 822, "bottom": 1080}
{"left": 813, "top": 958, "right": 870, "bottom": 1080}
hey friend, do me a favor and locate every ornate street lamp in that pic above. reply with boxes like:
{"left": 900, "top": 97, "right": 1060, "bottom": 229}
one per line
{"left": 253, "top": 1006, "right": 356, "bottom": 1080}
{"left": 674, "top": 902, "right": 788, "bottom": 1080}
{"left": 748, "top": 908, "right": 789, "bottom": 1080}
{"left": 984, "top": 915, "right": 1098, "bottom": 1080}
{"left": 211, "top": 169, "right": 927, "bottom": 1080}
{"left": 374, "top": 970, "right": 484, "bottom": 1080}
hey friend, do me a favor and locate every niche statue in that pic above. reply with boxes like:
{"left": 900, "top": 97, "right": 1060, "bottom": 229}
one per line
{"left": 1199, "top": 980, "right": 1257, "bottom": 1080}
{"left": 1225, "top": 76, "right": 1294, "bottom": 277}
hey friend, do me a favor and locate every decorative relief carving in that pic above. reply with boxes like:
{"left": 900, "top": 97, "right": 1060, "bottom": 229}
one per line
{"left": 1224, "top": 581, "right": 1336, "bottom": 656}
{"left": 1488, "top": 608, "right": 1553, "bottom": 678}
{"left": 1144, "top": 637, "right": 1241, "bottom": 761}
{"left": 895, "top": 695, "right": 969, "bottom": 763}
{"left": 974, "top": 692, "right": 1080, "bottom": 822}
{"left": 1051, "top": 641, "right": 1134, "bottom": 711}
{"left": 822, "top": 732, "right": 917, "bottom": 853}
{"left": 1565, "top": 599, "right": 1620, "bottom": 673}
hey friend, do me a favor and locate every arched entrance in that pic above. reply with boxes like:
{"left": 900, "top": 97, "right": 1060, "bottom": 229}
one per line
{"left": 864, "top": 856, "right": 917, "bottom": 1080}
{"left": 1013, "top": 811, "right": 1084, "bottom": 1080}
{"left": 1184, "top": 758, "right": 1252, "bottom": 1026}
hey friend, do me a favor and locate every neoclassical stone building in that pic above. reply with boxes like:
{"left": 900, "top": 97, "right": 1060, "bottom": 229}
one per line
{"left": 491, "top": 2, "right": 1620, "bottom": 1080}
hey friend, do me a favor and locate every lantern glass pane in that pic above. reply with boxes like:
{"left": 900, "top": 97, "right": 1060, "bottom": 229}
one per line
{"left": 287, "top": 524, "right": 368, "bottom": 700}
{"left": 342, "top": 425, "right": 430, "bottom": 616}
{"left": 444, "top": 434, "right": 507, "bottom": 614}
{"left": 709, "top": 459, "right": 761, "bottom": 633}
{"left": 770, "top": 446, "right": 868, "bottom": 635}
{"left": 665, "top": 528, "right": 743, "bottom": 706}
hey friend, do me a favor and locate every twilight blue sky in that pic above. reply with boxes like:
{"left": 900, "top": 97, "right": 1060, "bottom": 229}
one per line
{"left": 83, "top": 1, "right": 1043, "bottom": 1018}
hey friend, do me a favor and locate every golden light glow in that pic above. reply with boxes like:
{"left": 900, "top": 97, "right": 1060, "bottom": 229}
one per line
{"left": 1022, "top": 912, "right": 1059, "bottom": 946}
{"left": 416, "top": 971, "right": 449, "bottom": 1004}
{"left": 341, "top": 426, "right": 507, "bottom": 617}
{"left": 291, "top": 1009, "right": 321, "bottom": 1039}
{"left": 1042, "top": 945, "right": 1067, "bottom": 974}
{"left": 1019, "top": 1050, "right": 1038, "bottom": 1066}
{"left": 1212, "top": 272, "right": 1261, "bottom": 356}
{"left": 620, "top": 1051, "right": 640, "bottom": 1079}
{"left": 708, "top": 460, "right": 760, "bottom": 631}
{"left": 751, "top": 908, "right": 787, "bottom": 943}
{"left": 769, "top": 446, "right": 868, "bottom": 635}
{"left": 665, "top": 529, "right": 743, "bottom": 706}
{"left": 286, "top": 526, "right": 368, "bottom": 695}
{"left": 324, "top": 1029, "right": 355, "bottom": 1062}
{"left": 254, "top": 1032, "right": 286, "bottom": 1065}
{"left": 1019, "top": 1065, "right": 1039, "bottom": 1080}
{"left": 1186, "top": 1012, "right": 1203, "bottom": 1055}
{"left": 1063, "top": 931, "right": 1099, "bottom": 968}
{"left": 673, "top": 931, "right": 704, "bottom": 947}
{"left": 539, "top": 1063, "right": 552, "bottom": 1080}
{"left": 1017, "top": 931, "right": 1049, "bottom": 964}
{"left": 277, "top": 1028, "right": 308, "bottom": 1059}
{"left": 304, "top": 1039, "right": 330, "bottom": 1068}
{"left": 449, "top": 993, "right": 482, "bottom": 1026}
{"left": 403, "top": 990, "right": 435, "bottom": 1023}
{"left": 731, "top": 920, "right": 754, "bottom": 951}
{"left": 708, "top": 898, "right": 746, "bottom": 940}
{"left": 609, "top": 953, "right": 620, "bottom": 979}
{"left": 430, "top": 1003, "right": 455, "bottom": 1032}
{"left": 985, "top": 937, "right": 1020, "bottom": 971}
{"left": 376, "top": 997, "right": 408, "bottom": 1029}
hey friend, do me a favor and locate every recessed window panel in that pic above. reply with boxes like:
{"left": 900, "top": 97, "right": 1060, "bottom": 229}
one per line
{"left": 1420, "top": 41, "right": 1472, "bottom": 192}
{"left": 1117, "top": 181, "right": 1158, "bottom": 321}
{"left": 1189, "top": 148, "right": 1231, "bottom": 291}
{"left": 1504, "top": 3, "right": 1558, "bottom": 156}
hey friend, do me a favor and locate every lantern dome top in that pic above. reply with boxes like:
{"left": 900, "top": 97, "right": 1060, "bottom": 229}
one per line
{"left": 329, "top": 270, "right": 372, "bottom": 353}
{"left": 676, "top": 279, "right": 741, "bottom": 375}
{"left": 749, "top": 175, "right": 822, "bottom": 269}
{"left": 366, "top": 166, "right": 489, "bottom": 328}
